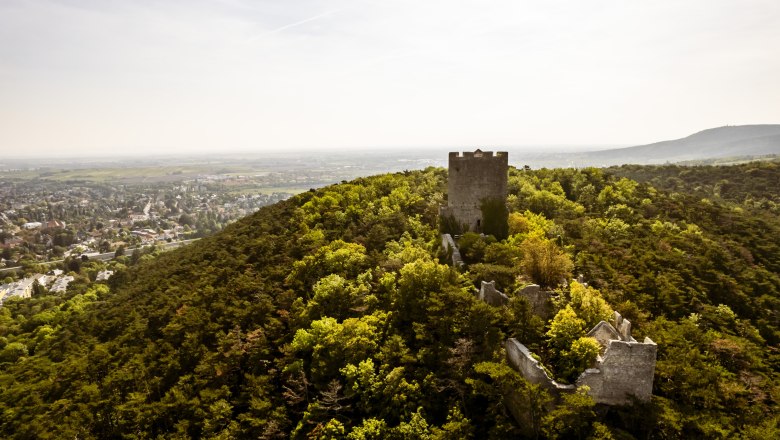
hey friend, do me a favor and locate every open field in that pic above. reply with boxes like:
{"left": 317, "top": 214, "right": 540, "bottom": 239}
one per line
{"left": 3, "top": 165, "right": 259, "bottom": 184}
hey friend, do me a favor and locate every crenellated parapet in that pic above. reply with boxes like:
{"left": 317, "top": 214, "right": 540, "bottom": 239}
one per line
{"left": 449, "top": 150, "right": 508, "bottom": 160}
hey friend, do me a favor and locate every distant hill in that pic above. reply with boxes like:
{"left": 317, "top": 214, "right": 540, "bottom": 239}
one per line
{"left": 582, "top": 125, "right": 780, "bottom": 166}
{"left": 513, "top": 125, "right": 780, "bottom": 168}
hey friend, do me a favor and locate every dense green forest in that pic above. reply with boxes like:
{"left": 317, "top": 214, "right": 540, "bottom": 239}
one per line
{"left": 610, "top": 159, "right": 780, "bottom": 209}
{"left": 1, "top": 162, "right": 779, "bottom": 438}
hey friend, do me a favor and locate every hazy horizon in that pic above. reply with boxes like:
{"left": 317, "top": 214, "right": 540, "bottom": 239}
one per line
{"left": 0, "top": 143, "right": 631, "bottom": 161}
{"left": 2, "top": 0, "right": 779, "bottom": 157}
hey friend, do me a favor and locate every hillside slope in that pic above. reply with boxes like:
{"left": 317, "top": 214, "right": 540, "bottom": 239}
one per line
{"left": 610, "top": 159, "right": 780, "bottom": 207}
{"left": 578, "top": 125, "right": 780, "bottom": 166}
{"left": 1, "top": 166, "right": 779, "bottom": 439}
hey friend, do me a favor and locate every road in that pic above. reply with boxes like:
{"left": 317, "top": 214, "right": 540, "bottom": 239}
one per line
{"left": 0, "top": 239, "right": 200, "bottom": 275}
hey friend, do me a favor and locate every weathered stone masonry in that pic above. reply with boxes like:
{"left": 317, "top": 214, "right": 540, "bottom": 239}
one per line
{"left": 505, "top": 311, "right": 657, "bottom": 405}
{"left": 478, "top": 281, "right": 509, "bottom": 307}
{"left": 442, "top": 150, "right": 508, "bottom": 233}
{"left": 440, "top": 233, "right": 464, "bottom": 268}
{"left": 466, "top": 276, "right": 657, "bottom": 405}
{"left": 517, "top": 283, "right": 554, "bottom": 319}
{"left": 438, "top": 149, "right": 656, "bottom": 410}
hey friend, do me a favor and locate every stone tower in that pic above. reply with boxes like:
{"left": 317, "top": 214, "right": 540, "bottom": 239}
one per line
{"left": 444, "top": 149, "right": 508, "bottom": 233}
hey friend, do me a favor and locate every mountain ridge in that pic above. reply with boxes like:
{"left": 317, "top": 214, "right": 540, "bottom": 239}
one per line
{"left": 515, "top": 125, "right": 780, "bottom": 168}
{"left": 584, "top": 124, "right": 780, "bottom": 165}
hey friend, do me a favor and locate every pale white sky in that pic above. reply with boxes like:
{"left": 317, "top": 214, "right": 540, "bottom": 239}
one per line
{"left": 1, "top": 0, "right": 778, "bottom": 157}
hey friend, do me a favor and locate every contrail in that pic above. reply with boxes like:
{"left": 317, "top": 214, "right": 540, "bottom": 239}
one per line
{"left": 246, "top": 8, "right": 344, "bottom": 42}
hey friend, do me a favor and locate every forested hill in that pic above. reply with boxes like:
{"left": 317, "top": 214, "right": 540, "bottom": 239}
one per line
{"left": 610, "top": 159, "right": 780, "bottom": 208}
{"left": 1, "top": 165, "right": 779, "bottom": 438}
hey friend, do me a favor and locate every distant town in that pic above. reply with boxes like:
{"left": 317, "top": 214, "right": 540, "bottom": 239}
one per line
{"left": 0, "top": 175, "right": 287, "bottom": 303}
{"left": 0, "top": 151, "right": 444, "bottom": 302}
{"left": 0, "top": 175, "right": 290, "bottom": 266}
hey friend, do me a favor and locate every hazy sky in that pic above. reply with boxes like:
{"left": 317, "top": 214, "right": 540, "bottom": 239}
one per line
{"left": 1, "top": 0, "right": 779, "bottom": 157}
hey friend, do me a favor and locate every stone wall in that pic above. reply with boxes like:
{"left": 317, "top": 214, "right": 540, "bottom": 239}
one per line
{"left": 613, "top": 311, "right": 634, "bottom": 341}
{"left": 587, "top": 321, "right": 622, "bottom": 349}
{"left": 479, "top": 281, "right": 509, "bottom": 307}
{"left": 517, "top": 284, "right": 553, "bottom": 319}
{"left": 505, "top": 312, "right": 657, "bottom": 406}
{"left": 440, "top": 234, "right": 464, "bottom": 268}
{"left": 576, "top": 337, "right": 657, "bottom": 405}
{"left": 505, "top": 339, "right": 574, "bottom": 394}
{"left": 576, "top": 313, "right": 657, "bottom": 405}
{"left": 447, "top": 150, "right": 508, "bottom": 232}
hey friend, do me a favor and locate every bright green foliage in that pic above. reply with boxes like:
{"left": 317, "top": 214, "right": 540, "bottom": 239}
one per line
{"left": 306, "top": 274, "right": 370, "bottom": 321}
{"left": 583, "top": 217, "right": 632, "bottom": 242}
{"left": 319, "top": 418, "right": 346, "bottom": 439}
{"left": 393, "top": 259, "right": 453, "bottom": 325}
{"left": 384, "top": 232, "right": 434, "bottom": 267}
{"left": 518, "top": 236, "right": 573, "bottom": 287}
{"left": 568, "top": 281, "right": 613, "bottom": 328}
{"left": 287, "top": 240, "right": 369, "bottom": 289}
{"left": 1, "top": 163, "right": 780, "bottom": 438}
{"left": 508, "top": 171, "right": 586, "bottom": 218}
{"left": 541, "top": 387, "right": 596, "bottom": 440}
{"left": 347, "top": 418, "right": 388, "bottom": 439}
{"left": 341, "top": 358, "right": 420, "bottom": 421}
{"left": 545, "top": 306, "right": 599, "bottom": 382}
{"left": 0, "top": 341, "right": 27, "bottom": 363}
{"left": 291, "top": 313, "right": 386, "bottom": 385}
{"left": 507, "top": 210, "right": 558, "bottom": 248}
{"left": 546, "top": 305, "right": 586, "bottom": 351}
{"left": 391, "top": 407, "right": 432, "bottom": 439}
{"left": 431, "top": 406, "right": 474, "bottom": 439}
{"left": 557, "top": 337, "right": 601, "bottom": 383}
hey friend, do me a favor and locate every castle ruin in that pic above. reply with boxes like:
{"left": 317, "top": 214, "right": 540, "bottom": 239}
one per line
{"left": 438, "top": 149, "right": 657, "bottom": 413}
{"left": 442, "top": 150, "right": 508, "bottom": 233}
{"left": 505, "top": 311, "right": 657, "bottom": 406}
{"left": 468, "top": 279, "right": 657, "bottom": 407}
